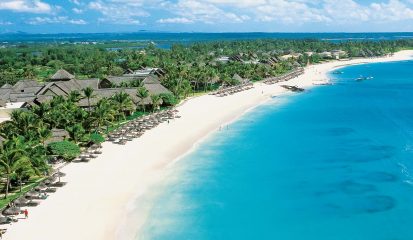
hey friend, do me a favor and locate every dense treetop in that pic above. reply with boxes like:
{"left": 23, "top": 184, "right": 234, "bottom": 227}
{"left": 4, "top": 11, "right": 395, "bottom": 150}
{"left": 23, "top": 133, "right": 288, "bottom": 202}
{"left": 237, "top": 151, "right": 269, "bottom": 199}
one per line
{"left": 0, "top": 39, "right": 412, "bottom": 95}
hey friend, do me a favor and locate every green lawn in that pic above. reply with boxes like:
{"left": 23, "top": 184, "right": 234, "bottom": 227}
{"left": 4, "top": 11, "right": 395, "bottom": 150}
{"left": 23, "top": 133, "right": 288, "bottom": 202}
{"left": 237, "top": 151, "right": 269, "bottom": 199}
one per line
{"left": 0, "top": 177, "right": 43, "bottom": 210}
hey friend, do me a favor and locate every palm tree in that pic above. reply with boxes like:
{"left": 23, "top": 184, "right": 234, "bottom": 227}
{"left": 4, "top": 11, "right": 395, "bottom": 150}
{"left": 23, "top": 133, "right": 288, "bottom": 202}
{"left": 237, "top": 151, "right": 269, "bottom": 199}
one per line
{"left": 32, "top": 102, "right": 50, "bottom": 120}
{"left": 111, "top": 92, "right": 134, "bottom": 120}
{"left": 68, "top": 90, "right": 82, "bottom": 103}
{"left": 150, "top": 94, "right": 162, "bottom": 112}
{"left": 13, "top": 159, "right": 34, "bottom": 192}
{"left": 91, "top": 98, "right": 115, "bottom": 133}
{"left": 0, "top": 137, "right": 30, "bottom": 198}
{"left": 66, "top": 123, "right": 86, "bottom": 143}
{"left": 9, "top": 110, "right": 40, "bottom": 141}
{"left": 82, "top": 87, "right": 95, "bottom": 113}
{"left": 37, "top": 124, "right": 51, "bottom": 147}
{"left": 136, "top": 87, "right": 149, "bottom": 113}
{"left": 28, "top": 145, "right": 49, "bottom": 176}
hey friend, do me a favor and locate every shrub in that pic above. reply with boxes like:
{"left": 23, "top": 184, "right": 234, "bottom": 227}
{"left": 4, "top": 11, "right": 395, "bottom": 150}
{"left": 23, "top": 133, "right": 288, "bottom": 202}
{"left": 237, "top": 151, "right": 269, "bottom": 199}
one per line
{"left": 48, "top": 141, "right": 80, "bottom": 161}
{"left": 160, "top": 93, "right": 178, "bottom": 106}
{"left": 89, "top": 133, "right": 105, "bottom": 144}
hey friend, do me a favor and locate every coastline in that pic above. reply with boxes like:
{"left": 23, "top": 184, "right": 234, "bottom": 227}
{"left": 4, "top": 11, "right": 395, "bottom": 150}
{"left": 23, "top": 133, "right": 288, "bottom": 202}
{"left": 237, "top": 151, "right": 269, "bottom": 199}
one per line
{"left": 4, "top": 50, "right": 413, "bottom": 240}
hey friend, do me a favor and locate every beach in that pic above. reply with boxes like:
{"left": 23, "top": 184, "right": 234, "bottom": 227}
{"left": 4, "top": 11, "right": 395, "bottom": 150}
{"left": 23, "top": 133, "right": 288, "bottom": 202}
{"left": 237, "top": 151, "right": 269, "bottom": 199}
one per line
{"left": 4, "top": 50, "right": 413, "bottom": 240}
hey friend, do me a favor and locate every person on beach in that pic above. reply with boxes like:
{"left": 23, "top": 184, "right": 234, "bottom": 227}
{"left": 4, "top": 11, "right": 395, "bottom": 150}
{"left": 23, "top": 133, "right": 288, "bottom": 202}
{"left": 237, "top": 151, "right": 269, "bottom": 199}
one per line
{"left": 23, "top": 209, "right": 28, "bottom": 219}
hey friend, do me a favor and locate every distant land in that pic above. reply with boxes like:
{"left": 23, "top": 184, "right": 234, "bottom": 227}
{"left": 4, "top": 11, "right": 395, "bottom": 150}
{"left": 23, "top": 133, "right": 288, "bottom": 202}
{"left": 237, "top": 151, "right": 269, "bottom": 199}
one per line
{"left": 1, "top": 32, "right": 413, "bottom": 45}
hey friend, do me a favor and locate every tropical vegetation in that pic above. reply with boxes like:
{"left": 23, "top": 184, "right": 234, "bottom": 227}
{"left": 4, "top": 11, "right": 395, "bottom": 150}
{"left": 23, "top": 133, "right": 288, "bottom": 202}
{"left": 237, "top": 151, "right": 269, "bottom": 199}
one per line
{"left": 0, "top": 38, "right": 412, "bottom": 203}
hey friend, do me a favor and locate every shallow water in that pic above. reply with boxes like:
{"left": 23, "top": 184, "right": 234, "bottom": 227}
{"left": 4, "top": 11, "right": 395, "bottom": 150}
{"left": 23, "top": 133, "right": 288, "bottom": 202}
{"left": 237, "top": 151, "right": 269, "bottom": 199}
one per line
{"left": 137, "top": 60, "right": 413, "bottom": 240}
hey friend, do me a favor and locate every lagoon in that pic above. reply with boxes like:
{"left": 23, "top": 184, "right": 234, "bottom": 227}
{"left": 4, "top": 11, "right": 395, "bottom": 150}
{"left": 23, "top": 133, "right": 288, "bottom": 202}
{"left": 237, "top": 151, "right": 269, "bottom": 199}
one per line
{"left": 137, "top": 60, "right": 413, "bottom": 240}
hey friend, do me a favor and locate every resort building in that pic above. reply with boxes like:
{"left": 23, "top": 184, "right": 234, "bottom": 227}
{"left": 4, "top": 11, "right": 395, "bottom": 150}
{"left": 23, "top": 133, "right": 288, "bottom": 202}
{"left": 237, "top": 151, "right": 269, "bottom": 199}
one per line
{"left": 216, "top": 56, "right": 231, "bottom": 63}
{"left": 332, "top": 50, "right": 347, "bottom": 59}
{"left": 0, "top": 69, "right": 172, "bottom": 116}
{"left": 123, "top": 67, "right": 166, "bottom": 77}
{"left": 305, "top": 52, "right": 315, "bottom": 56}
{"left": 319, "top": 51, "right": 333, "bottom": 58}
{"left": 260, "top": 57, "right": 280, "bottom": 67}
{"left": 280, "top": 53, "right": 302, "bottom": 61}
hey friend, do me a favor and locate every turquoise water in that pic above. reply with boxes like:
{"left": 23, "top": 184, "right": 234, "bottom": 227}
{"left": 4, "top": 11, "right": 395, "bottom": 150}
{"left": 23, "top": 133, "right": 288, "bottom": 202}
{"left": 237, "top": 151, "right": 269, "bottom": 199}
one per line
{"left": 2, "top": 32, "right": 413, "bottom": 46}
{"left": 138, "top": 60, "right": 413, "bottom": 240}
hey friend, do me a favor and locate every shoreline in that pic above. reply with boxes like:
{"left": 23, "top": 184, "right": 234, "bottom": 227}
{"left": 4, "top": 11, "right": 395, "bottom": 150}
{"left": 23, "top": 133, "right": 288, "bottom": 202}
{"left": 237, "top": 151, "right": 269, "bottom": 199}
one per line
{"left": 5, "top": 50, "right": 413, "bottom": 240}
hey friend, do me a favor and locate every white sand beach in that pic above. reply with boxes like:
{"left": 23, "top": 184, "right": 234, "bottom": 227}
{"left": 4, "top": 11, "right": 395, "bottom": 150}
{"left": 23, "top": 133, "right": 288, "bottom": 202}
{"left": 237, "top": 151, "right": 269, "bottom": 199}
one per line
{"left": 4, "top": 50, "right": 413, "bottom": 240}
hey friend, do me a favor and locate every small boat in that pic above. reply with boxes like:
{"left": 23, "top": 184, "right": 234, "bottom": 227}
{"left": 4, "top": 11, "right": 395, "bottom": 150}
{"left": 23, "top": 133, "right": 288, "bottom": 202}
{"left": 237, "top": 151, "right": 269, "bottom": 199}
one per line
{"left": 332, "top": 71, "right": 343, "bottom": 74}
{"left": 313, "top": 82, "right": 332, "bottom": 86}
{"left": 356, "top": 75, "right": 373, "bottom": 81}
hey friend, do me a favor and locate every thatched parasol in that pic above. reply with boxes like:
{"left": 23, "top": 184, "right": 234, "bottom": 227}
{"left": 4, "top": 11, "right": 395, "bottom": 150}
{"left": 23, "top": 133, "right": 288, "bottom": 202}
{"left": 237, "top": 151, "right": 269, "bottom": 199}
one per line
{"left": 35, "top": 183, "right": 48, "bottom": 191}
{"left": 3, "top": 206, "right": 20, "bottom": 216}
{"left": 53, "top": 172, "right": 66, "bottom": 177}
{"left": 46, "top": 176, "right": 57, "bottom": 185}
{"left": 45, "top": 187, "right": 57, "bottom": 193}
{"left": 13, "top": 197, "right": 29, "bottom": 207}
{"left": 0, "top": 215, "right": 11, "bottom": 224}
{"left": 25, "top": 190, "right": 39, "bottom": 199}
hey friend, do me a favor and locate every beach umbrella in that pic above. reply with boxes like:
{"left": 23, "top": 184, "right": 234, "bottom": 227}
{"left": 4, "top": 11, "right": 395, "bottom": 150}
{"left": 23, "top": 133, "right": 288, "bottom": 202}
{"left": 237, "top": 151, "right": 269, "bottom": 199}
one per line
{"left": 0, "top": 215, "right": 10, "bottom": 224}
{"left": 80, "top": 154, "right": 90, "bottom": 162}
{"left": 25, "top": 190, "right": 39, "bottom": 199}
{"left": 45, "top": 176, "right": 57, "bottom": 185}
{"left": 53, "top": 171, "right": 66, "bottom": 177}
{"left": 93, "top": 149, "right": 102, "bottom": 154}
{"left": 90, "top": 144, "right": 98, "bottom": 150}
{"left": 45, "top": 187, "right": 57, "bottom": 193}
{"left": 35, "top": 183, "right": 48, "bottom": 191}
{"left": 27, "top": 201, "right": 40, "bottom": 207}
{"left": 3, "top": 207, "right": 20, "bottom": 216}
{"left": 14, "top": 197, "right": 29, "bottom": 207}
{"left": 53, "top": 171, "right": 66, "bottom": 182}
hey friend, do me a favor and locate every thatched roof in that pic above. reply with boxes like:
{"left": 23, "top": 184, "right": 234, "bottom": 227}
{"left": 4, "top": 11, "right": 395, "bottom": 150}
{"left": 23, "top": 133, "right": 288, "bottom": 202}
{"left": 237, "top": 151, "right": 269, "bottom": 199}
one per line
{"left": 144, "top": 83, "right": 171, "bottom": 95}
{"left": 0, "top": 99, "right": 7, "bottom": 107}
{"left": 0, "top": 88, "right": 11, "bottom": 101}
{"left": 12, "top": 80, "right": 43, "bottom": 93}
{"left": 52, "top": 129, "right": 69, "bottom": 138}
{"left": 77, "top": 79, "right": 100, "bottom": 90}
{"left": 102, "top": 75, "right": 145, "bottom": 86}
{"left": 77, "top": 88, "right": 142, "bottom": 107}
{"left": 124, "top": 67, "right": 165, "bottom": 77}
{"left": 50, "top": 69, "right": 75, "bottom": 81}
{"left": 232, "top": 74, "right": 244, "bottom": 82}
{"left": 45, "top": 128, "right": 70, "bottom": 144}
{"left": 142, "top": 75, "right": 161, "bottom": 84}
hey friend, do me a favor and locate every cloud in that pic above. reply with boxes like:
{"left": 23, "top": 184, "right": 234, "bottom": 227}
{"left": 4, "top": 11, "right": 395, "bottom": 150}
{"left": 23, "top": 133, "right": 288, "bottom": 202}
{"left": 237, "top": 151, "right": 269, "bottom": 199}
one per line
{"left": 165, "top": 0, "right": 413, "bottom": 25}
{"left": 88, "top": 0, "right": 152, "bottom": 25}
{"left": 69, "top": 0, "right": 81, "bottom": 5}
{"left": 252, "top": 1, "right": 329, "bottom": 24}
{"left": 27, "top": 16, "right": 87, "bottom": 25}
{"left": 163, "top": 0, "right": 250, "bottom": 24}
{"left": 72, "top": 7, "right": 83, "bottom": 14}
{"left": 0, "top": 0, "right": 52, "bottom": 13}
{"left": 3, "top": 0, "right": 413, "bottom": 29}
{"left": 157, "top": 17, "right": 193, "bottom": 24}
{"left": 369, "top": 0, "right": 413, "bottom": 21}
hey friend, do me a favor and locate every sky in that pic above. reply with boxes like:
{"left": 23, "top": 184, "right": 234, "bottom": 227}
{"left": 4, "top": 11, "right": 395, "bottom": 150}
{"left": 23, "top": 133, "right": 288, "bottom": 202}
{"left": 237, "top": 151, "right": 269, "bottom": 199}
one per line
{"left": 1, "top": 0, "right": 413, "bottom": 33}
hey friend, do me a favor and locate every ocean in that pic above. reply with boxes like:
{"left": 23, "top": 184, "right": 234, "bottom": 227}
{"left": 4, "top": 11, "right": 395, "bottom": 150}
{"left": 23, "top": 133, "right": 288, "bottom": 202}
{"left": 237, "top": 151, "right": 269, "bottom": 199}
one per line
{"left": 135, "top": 60, "right": 413, "bottom": 240}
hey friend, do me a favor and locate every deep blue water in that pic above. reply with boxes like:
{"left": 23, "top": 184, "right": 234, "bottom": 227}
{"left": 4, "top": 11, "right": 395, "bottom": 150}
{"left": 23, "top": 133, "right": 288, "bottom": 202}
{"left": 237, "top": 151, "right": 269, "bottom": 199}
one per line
{"left": 1, "top": 32, "right": 413, "bottom": 47}
{"left": 137, "top": 60, "right": 413, "bottom": 240}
